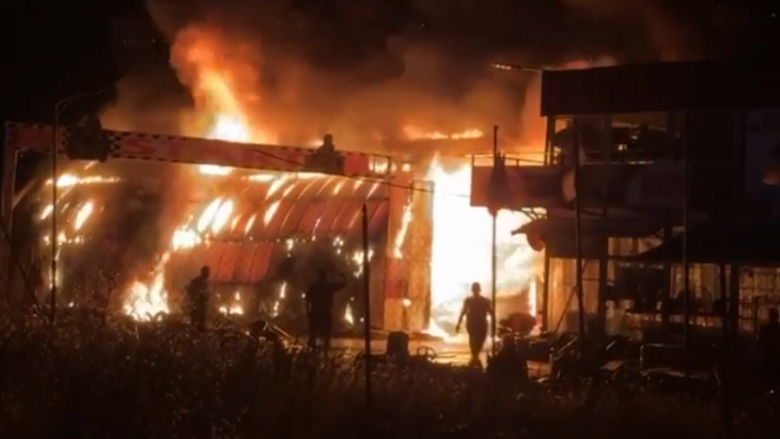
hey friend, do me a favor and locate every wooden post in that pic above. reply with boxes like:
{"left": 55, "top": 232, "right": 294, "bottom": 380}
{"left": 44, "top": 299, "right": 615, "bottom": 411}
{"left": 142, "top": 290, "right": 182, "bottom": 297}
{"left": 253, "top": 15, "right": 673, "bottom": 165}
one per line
{"left": 490, "top": 126, "right": 499, "bottom": 356}
{"left": 361, "top": 204, "right": 372, "bottom": 412}
{"left": 541, "top": 116, "right": 555, "bottom": 332}
{"left": 597, "top": 115, "right": 611, "bottom": 333}
{"left": 728, "top": 265, "right": 741, "bottom": 333}
{"left": 542, "top": 252, "right": 551, "bottom": 332}
{"left": 681, "top": 112, "right": 691, "bottom": 378}
{"left": 719, "top": 263, "right": 734, "bottom": 439}
{"left": 572, "top": 119, "right": 586, "bottom": 339}
{"left": 661, "top": 212, "right": 672, "bottom": 329}
{"left": 1, "top": 147, "right": 17, "bottom": 304}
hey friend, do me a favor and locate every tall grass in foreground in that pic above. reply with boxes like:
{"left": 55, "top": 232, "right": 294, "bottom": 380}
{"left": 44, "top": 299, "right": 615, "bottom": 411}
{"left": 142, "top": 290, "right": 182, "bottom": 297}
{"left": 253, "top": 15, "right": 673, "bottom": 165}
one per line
{"left": 0, "top": 315, "right": 775, "bottom": 439}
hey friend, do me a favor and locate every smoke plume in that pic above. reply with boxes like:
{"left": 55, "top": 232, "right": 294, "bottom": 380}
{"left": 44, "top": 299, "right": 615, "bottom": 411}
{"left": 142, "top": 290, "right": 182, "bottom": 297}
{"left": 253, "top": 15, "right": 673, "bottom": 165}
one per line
{"left": 101, "top": 0, "right": 736, "bottom": 155}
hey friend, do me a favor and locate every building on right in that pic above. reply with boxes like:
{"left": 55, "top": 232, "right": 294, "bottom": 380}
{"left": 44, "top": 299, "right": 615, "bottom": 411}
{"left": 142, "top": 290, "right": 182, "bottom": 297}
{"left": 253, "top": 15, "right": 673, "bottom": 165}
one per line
{"left": 473, "top": 59, "right": 780, "bottom": 338}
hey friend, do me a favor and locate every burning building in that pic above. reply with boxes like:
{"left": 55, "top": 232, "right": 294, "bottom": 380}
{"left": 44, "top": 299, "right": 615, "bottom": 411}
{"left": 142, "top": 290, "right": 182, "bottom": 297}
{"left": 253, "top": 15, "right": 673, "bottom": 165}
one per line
{"left": 0, "top": 23, "right": 545, "bottom": 334}
{"left": 2, "top": 119, "right": 542, "bottom": 336}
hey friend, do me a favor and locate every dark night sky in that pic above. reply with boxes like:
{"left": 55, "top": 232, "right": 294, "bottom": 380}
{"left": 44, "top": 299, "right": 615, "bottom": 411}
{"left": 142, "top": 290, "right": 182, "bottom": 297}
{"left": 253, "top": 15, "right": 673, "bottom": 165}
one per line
{"left": 4, "top": 0, "right": 780, "bottom": 122}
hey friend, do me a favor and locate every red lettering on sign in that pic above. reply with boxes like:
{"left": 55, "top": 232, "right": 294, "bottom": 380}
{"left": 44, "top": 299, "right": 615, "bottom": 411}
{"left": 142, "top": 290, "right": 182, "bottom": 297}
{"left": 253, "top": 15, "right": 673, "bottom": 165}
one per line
{"left": 190, "top": 139, "right": 232, "bottom": 166}
{"left": 121, "top": 138, "right": 157, "bottom": 157}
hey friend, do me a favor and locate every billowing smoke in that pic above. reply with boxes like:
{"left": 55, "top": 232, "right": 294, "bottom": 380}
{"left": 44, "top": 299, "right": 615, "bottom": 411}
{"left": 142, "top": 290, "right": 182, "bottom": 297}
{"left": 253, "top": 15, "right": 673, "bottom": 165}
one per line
{"left": 101, "top": 0, "right": 739, "bottom": 154}
{"left": 557, "top": 0, "right": 699, "bottom": 61}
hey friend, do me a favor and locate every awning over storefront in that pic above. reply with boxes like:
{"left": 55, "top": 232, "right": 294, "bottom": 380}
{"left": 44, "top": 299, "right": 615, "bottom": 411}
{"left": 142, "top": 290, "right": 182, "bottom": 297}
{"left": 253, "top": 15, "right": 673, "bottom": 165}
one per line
{"left": 513, "top": 218, "right": 663, "bottom": 238}
{"left": 625, "top": 221, "right": 780, "bottom": 265}
{"left": 512, "top": 218, "right": 663, "bottom": 259}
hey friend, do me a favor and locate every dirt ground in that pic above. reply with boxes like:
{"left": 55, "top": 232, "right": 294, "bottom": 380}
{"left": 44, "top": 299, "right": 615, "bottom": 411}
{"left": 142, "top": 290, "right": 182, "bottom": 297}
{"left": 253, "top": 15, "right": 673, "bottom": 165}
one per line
{"left": 330, "top": 337, "right": 550, "bottom": 376}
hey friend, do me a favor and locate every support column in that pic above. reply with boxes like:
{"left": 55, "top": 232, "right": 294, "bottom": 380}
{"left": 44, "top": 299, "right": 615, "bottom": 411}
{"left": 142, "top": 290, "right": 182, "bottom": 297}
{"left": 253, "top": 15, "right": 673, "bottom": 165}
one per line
{"left": 661, "top": 216, "right": 673, "bottom": 329}
{"left": 1, "top": 148, "right": 17, "bottom": 305}
{"left": 596, "top": 246, "right": 608, "bottom": 333}
{"left": 382, "top": 168, "right": 412, "bottom": 331}
{"left": 728, "top": 265, "right": 741, "bottom": 332}
{"left": 405, "top": 180, "right": 433, "bottom": 333}
{"left": 541, "top": 251, "right": 550, "bottom": 332}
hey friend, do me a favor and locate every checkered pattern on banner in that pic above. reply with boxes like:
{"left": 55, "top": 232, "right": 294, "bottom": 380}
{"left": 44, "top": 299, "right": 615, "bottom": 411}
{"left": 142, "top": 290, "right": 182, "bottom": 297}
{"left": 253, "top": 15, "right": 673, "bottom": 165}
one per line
{"left": 5, "top": 121, "right": 392, "bottom": 177}
{"left": 102, "top": 131, "right": 313, "bottom": 171}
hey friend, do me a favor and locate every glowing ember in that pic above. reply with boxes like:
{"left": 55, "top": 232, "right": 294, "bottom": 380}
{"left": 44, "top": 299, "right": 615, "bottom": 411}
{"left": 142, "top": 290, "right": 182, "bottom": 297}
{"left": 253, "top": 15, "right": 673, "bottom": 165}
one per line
{"left": 46, "top": 174, "right": 121, "bottom": 188}
{"left": 73, "top": 201, "right": 94, "bottom": 231}
{"left": 39, "top": 204, "right": 54, "bottom": 220}
{"left": 344, "top": 303, "right": 355, "bottom": 325}
{"left": 403, "top": 126, "right": 484, "bottom": 141}
{"left": 218, "top": 291, "right": 244, "bottom": 316}
{"left": 199, "top": 165, "right": 232, "bottom": 176}
{"left": 171, "top": 227, "right": 202, "bottom": 251}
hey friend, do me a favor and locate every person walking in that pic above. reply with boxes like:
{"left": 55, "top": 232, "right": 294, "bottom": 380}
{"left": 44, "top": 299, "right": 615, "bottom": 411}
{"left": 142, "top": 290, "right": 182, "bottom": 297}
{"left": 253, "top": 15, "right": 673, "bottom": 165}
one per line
{"left": 456, "top": 282, "right": 493, "bottom": 364}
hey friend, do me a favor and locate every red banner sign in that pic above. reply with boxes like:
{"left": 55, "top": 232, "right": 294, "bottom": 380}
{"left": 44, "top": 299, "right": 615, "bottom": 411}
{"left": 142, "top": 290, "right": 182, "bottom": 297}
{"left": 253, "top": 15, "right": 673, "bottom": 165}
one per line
{"left": 5, "top": 121, "right": 390, "bottom": 177}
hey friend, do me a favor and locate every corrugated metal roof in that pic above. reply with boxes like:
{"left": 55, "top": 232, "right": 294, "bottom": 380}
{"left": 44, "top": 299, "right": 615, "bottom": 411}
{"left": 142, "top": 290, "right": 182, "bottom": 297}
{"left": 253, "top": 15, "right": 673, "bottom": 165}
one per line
{"left": 43, "top": 173, "right": 390, "bottom": 285}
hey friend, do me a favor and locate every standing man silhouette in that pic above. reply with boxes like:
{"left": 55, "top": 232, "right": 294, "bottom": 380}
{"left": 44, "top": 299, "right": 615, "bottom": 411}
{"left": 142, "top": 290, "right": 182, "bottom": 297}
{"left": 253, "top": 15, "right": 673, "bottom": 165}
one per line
{"left": 186, "top": 266, "right": 210, "bottom": 332}
{"left": 456, "top": 282, "right": 493, "bottom": 364}
{"left": 305, "top": 269, "right": 347, "bottom": 353}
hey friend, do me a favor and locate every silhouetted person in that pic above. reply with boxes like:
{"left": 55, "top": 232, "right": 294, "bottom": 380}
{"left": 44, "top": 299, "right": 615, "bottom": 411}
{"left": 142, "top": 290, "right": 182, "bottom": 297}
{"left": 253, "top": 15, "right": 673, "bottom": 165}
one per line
{"left": 456, "top": 282, "right": 493, "bottom": 364}
{"left": 305, "top": 134, "right": 344, "bottom": 174}
{"left": 320, "top": 134, "right": 335, "bottom": 154}
{"left": 186, "top": 266, "right": 210, "bottom": 332}
{"left": 305, "top": 270, "right": 347, "bottom": 352}
{"left": 759, "top": 307, "right": 780, "bottom": 386}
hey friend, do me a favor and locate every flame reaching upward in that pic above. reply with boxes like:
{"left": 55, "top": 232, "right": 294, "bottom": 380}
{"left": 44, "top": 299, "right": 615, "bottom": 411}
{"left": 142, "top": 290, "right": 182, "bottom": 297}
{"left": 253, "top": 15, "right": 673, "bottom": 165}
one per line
{"left": 423, "top": 160, "right": 538, "bottom": 340}
{"left": 115, "top": 27, "right": 544, "bottom": 325}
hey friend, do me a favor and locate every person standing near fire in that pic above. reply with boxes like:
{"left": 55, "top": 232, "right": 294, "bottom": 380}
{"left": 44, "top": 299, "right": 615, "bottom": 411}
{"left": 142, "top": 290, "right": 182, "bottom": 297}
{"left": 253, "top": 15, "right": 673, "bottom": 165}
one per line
{"left": 305, "top": 269, "right": 347, "bottom": 353}
{"left": 186, "top": 265, "right": 210, "bottom": 332}
{"left": 456, "top": 282, "right": 493, "bottom": 364}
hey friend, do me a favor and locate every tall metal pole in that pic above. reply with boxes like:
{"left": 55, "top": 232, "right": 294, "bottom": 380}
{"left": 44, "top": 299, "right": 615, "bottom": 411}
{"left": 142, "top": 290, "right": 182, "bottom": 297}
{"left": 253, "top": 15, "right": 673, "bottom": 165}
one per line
{"left": 572, "top": 119, "right": 586, "bottom": 339}
{"left": 490, "top": 126, "right": 499, "bottom": 356}
{"left": 50, "top": 109, "right": 59, "bottom": 325}
{"left": 1, "top": 146, "right": 18, "bottom": 302}
{"left": 360, "top": 204, "right": 372, "bottom": 412}
{"left": 719, "top": 263, "right": 733, "bottom": 439}
{"left": 681, "top": 112, "right": 690, "bottom": 377}
{"left": 541, "top": 116, "right": 554, "bottom": 332}
{"left": 541, "top": 252, "right": 550, "bottom": 332}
